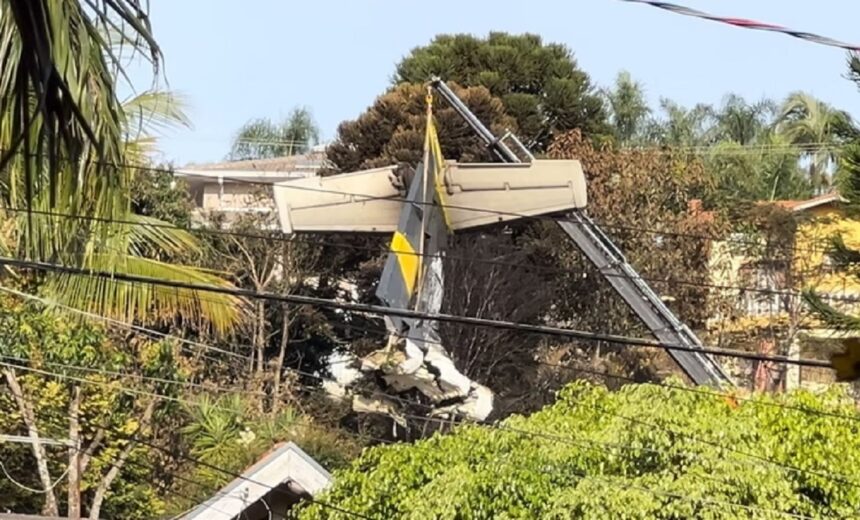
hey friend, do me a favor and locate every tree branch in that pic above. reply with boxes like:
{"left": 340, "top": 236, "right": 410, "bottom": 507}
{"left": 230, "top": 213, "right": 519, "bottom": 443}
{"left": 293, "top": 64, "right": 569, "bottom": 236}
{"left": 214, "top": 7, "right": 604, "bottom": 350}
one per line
{"left": 88, "top": 398, "right": 157, "bottom": 520}
{"left": 3, "top": 368, "right": 59, "bottom": 516}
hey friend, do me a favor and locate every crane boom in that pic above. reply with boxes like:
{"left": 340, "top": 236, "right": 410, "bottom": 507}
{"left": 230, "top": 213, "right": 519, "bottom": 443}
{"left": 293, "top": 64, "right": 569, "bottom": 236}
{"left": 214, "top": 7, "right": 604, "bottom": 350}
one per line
{"left": 430, "top": 78, "right": 733, "bottom": 387}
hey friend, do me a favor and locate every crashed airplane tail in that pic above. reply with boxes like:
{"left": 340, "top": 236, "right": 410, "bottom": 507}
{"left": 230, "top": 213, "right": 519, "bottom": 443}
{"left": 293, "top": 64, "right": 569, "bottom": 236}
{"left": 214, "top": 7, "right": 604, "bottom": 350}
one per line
{"left": 272, "top": 95, "right": 588, "bottom": 423}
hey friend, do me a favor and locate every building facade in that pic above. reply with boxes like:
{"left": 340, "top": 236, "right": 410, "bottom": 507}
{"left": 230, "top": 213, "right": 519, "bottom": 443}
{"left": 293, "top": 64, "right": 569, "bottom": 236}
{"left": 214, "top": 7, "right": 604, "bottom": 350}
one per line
{"left": 175, "top": 149, "right": 329, "bottom": 227}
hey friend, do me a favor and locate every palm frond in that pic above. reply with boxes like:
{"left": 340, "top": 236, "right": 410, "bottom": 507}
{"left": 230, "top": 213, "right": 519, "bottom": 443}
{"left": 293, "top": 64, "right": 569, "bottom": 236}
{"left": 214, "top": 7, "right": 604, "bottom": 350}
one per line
{"left": 123, "top": 89, "right": 191, "bottom": 142}
{"left": 804, "top": 289, "right": 860, "bottom": 331}
{"left": 43, "top": 254, "right": 247, "bottom": 336}
{"left": 0, "top": 0, "right": 159, "bottom": 227}
{"left": 827, "top": 234, "right": 860, "bottom": 268}
{"left": 125, "top": 213, "right": 202, "bottom": 258}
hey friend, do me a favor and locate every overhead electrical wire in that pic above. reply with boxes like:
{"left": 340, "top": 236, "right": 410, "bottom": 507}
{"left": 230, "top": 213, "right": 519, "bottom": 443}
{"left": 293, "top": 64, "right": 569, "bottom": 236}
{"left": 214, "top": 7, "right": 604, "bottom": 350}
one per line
{"left": 3, "top": 281, "right": 851, "bottom": 427}
{"left": 0, "top": 12, "right": 851, "bottom": 510}
{"left": 0, "top": 286, "right": 840, "bottom": 491}
{"left": 0, "top": 435, "right": 231, "bottom": 517}
{"left": 619, "top": 0, "right": 860, "bottom": 52}
{"left": 409, "top": 403, "right": 860, "bottom": 494}
{"left": 2, "top": 203, "right": 850, "bottom": 307}
{"left": 1, "top": 390, "right": 378, "bottom": 520}
{"left": 3, "top": 359, "right": 845, "bottom": 519}
{"left": 0, "top": 402, "right": 333, "bottom": 520}
{"left": 336, "top": 319, "right": 857, "bottom": 423}
{"left": 0, "top": 255, "right": 832, "bottom": 369}
{"left": 0, "top": 204, "right": 851, "bottom": 309}
{"left": 1, "top": 283, "right": 853, "bottom": 510}
{"left": 0, "top": 460, "right": 71, "bottom": 495}
{"left": 0, "top": 284, "right": 252, "bottom": 363}
{"left": 0, "top": 146, "right": 840, "bottom": 256}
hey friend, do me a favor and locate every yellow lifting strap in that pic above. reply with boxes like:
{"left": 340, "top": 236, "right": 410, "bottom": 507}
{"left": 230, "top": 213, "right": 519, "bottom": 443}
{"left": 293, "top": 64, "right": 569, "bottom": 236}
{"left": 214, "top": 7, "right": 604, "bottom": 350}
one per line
{"left": 424, "top": 88, "right": 453, "bottom": 232}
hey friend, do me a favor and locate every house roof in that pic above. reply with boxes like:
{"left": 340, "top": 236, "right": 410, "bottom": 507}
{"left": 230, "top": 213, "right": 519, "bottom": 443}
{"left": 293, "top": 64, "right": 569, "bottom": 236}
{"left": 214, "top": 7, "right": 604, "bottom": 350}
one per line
{"left": 182, "top": 150, "right": 328, "bottom": 173}
{"left": 179, "top": 442, "right": 332, "bottom": 520}
{"left": 176, "top": 150, "right": 330, "bottom": 184}
{"left": 770, "top": 191, "right": 846, "bottom": 213}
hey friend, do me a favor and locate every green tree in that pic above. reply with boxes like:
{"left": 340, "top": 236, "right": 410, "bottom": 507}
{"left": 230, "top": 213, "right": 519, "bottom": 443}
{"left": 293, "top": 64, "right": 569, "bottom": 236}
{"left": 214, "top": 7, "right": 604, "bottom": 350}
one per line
{"left": 777, "top": 92, "right": 852, "bottom": 193}
{"left": 395, "top": 32, "right": 607, "bottom": 151}
{"left": 711, "top": 94, "right": 777, "bottom": 145}
{"left": 524, "top": 131, "right": 721, "bottom": 385}
{"left": 0, "top": 295, "right": 177, "bottom": 518}
{"left": 202, "top": 202, "right": 326, "bottom": 402}
{"left": 0, "top": 0, "right": 157, "bottom": 223}
{"left": 171, "top": 393, "right": 360, "bottom": 512}
{"left": 129, "top": 164, "right": 195, "bottom": 227}
{"left": 229, "top": 107, "right": 320, "bottom": 160}
{"left": 297, "top": 381, "right": 860, "bottom": 519}
{"left": 804, "top": 135, "right": 860, "bottom": 339}
{"left": 645, "top": 99, "right": 715, "bottom": 146}
{"left": 801, "top": 58, "right": 860, "bottom": 381}
{"left": 603, "top": 71, "right": 650, "bottom": 145}
{"left": 705, "top": 136, "right": 810, "bottom": 206}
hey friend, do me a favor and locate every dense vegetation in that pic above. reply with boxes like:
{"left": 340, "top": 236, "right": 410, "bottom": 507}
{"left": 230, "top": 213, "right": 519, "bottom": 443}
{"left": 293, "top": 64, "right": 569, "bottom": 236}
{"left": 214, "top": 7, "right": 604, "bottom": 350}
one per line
{"left": 298, "top": 381, "right": 860, "bottom": 519}
{"left": 0, "top": 4, "right": 857, "bottom": 515}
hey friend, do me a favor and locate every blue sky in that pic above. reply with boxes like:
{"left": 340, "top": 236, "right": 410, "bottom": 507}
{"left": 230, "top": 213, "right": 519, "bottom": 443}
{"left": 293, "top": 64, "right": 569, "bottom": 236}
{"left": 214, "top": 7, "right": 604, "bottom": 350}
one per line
{"left": 135, "top": 0, "right": 860, "bottom": 165}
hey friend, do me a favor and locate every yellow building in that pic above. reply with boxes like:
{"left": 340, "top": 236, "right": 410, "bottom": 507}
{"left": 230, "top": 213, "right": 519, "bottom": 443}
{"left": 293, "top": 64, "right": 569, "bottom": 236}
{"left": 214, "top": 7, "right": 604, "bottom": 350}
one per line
{"left": 707, "top": 192, "right": 860, "bottom": 390}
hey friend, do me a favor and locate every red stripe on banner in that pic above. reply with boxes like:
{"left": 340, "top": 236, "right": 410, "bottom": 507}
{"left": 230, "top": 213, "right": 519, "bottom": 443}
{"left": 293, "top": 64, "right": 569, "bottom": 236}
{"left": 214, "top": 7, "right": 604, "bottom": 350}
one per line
{"left": 720, "top": 18, "right": 783, "bottom": 30}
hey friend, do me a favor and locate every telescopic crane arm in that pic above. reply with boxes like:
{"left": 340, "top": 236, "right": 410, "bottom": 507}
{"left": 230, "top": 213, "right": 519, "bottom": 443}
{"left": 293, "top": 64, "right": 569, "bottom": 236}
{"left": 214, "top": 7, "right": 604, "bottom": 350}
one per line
{"left": 429, "top": 77, "right": 733, "bottom": 387}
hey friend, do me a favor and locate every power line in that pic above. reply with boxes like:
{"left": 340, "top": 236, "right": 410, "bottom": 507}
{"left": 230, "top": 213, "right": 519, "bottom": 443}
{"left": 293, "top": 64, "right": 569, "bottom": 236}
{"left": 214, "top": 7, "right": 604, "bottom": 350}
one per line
{"left": 3, "top": 272, "right": 848, "bottom": 504}
{"left": 0, "top": 403, "right": 273, "bottom": 520}
{"left": 2, "top": 204, "right": 852, "bottom": 307}
{"left": 0, "top": 146, "right": 838, "bottom": 256}
{"left": 340, "top": 319, "right": 859, "bottom": 424}
{"left": 6, "top": 281, "right": 851, "bottom": 427}
{"left": 4, "top": 359, "right": 836, "bottom": 519}
{"left": 2, "top": 381, "right": 376, "bottom": 520}
{"left": 619, "top": 0, "right": 860, "bottom": 52}
{"left": 398, "top": 414, "right": 838, "bottom": 519}
{"left": 2, "top": 294, "right": 853, "bottom": 513}
{"left": 0, "top": 353, "right": 264, "bottom": 397}
{"left": 0, "top": 362, "right": 381, "bottom": 518}
{"left": 0, "top": 460, "right": 71, "bottom": 495}
{"left": 545, "top": 359, "right": 860, "bottom": 419}
{"left": 0, "top": 284, "right": 252, "bottom": 365}
{"left": 0, "top": 255, "right": 832, "bottom": 369}
{"left": 0, "top": 272, "right": 842, "bottom": 428}
{"left": 4, "top": 203, "right": 851, "bottom": 305}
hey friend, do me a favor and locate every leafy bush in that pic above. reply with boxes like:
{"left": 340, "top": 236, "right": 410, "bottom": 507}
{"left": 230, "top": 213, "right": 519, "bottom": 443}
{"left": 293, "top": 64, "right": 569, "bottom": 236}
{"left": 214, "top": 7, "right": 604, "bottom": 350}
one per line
{"left": 297, "top": 381, "right": 860, "bottom": 519}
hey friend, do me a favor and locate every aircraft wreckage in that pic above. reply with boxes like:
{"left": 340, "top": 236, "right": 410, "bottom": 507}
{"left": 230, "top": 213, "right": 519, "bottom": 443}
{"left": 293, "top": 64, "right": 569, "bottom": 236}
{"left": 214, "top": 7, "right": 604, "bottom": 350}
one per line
{"left": 272, "top": 79, "right": 732, "bottom": 423}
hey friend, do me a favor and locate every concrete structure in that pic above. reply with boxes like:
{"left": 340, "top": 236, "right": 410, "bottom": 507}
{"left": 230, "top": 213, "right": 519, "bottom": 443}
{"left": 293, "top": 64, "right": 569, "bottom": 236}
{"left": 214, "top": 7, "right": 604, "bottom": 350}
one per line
{"left": 180, "top": 442, "right": 332, "bottom": 520}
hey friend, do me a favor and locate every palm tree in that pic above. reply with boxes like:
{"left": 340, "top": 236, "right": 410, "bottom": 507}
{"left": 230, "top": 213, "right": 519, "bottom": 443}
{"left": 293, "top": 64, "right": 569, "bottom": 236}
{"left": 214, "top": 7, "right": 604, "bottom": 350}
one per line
{"left": 646, "top": 99, "right": 715, "bottom": 147}
{"left": 229, "top": 107, "right": 320, "bottom": 160}
{"left": 711, "top": 94, "right": 777, "bottom": 145}
{"left": 0, "top": 1, "right": 243, "bottom": 333}
{"left": 603, "top": 71, "right": 650, "bottom": 145}
{"left": 777, "top": 92, "right": 852, "bottom": 193}
{"left": 705, "top": 130, "right": 810, "bottom": 205}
